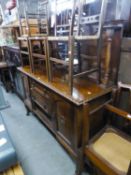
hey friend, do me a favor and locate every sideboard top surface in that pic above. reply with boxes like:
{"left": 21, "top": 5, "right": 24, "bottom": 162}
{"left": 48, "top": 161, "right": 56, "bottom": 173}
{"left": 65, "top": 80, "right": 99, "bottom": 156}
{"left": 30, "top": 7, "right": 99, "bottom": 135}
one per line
{"left": 18, "top": 66, "right": 112, "bottom": 106}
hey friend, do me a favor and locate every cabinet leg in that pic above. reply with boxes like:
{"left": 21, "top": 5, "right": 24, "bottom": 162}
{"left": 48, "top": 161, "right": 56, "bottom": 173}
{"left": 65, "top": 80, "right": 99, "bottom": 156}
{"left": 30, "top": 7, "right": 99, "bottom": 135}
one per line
{"left": 25, "top": 107, "right": 30, "bottom": 116}
{"left": 75, "top": 150, "right": 84, "bottom": 175}
{"left": 75, "top": 170, "right": 82, "bottom": 175}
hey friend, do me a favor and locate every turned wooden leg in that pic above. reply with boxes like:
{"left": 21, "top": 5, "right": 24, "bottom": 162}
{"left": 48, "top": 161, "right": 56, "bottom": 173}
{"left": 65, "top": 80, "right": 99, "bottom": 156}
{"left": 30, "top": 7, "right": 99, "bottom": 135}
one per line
{"left": 25, "top": 106, "right": 30, "bottom": 116}
{"left": 75, "top": 149, "right": 84, "bottom": 175}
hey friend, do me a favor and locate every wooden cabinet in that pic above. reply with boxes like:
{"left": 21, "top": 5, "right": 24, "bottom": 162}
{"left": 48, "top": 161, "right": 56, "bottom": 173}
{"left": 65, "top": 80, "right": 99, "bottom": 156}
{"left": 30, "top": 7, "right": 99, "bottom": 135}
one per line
{"left": 18, "top": 68, "right": 112, "bottom": 160}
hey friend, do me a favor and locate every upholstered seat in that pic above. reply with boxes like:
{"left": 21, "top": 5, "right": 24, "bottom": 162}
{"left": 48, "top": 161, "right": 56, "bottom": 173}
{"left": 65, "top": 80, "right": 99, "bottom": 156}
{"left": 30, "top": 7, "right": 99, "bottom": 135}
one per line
{"left": 88, "top": 129, "right": 131, "bottom": 174}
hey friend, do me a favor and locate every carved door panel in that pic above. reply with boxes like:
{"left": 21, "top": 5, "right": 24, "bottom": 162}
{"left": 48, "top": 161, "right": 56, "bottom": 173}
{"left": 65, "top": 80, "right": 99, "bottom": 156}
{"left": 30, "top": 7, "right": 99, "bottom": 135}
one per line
{"left": 56, "top": 99, "right": 75, "bottom": 147}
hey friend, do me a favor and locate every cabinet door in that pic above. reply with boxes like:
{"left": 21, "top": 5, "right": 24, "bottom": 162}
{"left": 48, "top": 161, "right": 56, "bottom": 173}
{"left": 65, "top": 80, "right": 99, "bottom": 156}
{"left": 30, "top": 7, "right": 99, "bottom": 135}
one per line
{"left": 14, "top": 71, "right": 25, "bottom": 99}
{"left": 56, "top": 99, "right": 75, "bottom": 146}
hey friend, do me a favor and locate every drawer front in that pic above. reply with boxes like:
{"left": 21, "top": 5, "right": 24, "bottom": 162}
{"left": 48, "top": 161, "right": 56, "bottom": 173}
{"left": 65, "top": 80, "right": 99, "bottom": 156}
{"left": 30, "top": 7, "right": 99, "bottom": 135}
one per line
{"left": 30, "top": 80, "right": 54, "bottom": 117}
{"left": 56, "top": 99, "right": 74, "bottom": 146}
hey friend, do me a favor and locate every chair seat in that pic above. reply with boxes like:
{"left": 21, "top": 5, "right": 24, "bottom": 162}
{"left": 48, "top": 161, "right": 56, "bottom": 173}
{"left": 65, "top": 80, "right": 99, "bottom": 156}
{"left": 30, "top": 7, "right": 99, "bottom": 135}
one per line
{"left": 89, "top": 130, "right": 131, "bottom": 174}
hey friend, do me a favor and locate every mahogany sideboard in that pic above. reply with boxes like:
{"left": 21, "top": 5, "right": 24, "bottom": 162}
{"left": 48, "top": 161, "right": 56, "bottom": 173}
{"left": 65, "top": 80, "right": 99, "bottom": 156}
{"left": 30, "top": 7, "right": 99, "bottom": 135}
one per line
{"left": 18, "top": 66, "right": 112, "bottom": 166}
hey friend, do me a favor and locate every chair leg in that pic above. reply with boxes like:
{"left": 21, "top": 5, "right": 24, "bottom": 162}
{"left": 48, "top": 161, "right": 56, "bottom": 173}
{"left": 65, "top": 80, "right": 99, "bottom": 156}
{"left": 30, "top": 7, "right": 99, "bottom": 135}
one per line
{"left": 127, "top": 161, "right": 131, "bottom": 175}
{"left": 129, "top": 90, "right": 131, "bottom": 113}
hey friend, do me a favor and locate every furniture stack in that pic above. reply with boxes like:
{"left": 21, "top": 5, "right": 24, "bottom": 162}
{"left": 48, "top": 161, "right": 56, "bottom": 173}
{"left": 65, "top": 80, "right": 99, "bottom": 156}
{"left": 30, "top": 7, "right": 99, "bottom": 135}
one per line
{"left": 16, "top": 0, "right": 131, "bottom": 175}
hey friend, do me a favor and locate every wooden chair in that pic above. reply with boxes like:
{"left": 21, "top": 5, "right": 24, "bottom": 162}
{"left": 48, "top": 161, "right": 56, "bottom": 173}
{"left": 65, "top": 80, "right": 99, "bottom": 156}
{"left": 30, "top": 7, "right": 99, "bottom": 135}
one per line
{"left": 47, "top": 0, "right": 108, "bottom": 95}
{"left": 18, "top": 0, "right": 49, "bottom": 36}
{"left": 117, "top": 82, "right": 131, "bottom": 114}
{"left": 76, "top": 101, "right": 131, "bottom": 175}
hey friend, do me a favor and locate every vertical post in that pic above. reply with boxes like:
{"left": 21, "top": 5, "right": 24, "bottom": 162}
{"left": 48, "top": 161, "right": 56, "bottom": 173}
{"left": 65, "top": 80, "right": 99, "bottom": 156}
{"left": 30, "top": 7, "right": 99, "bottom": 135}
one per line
{"left": 127, "top": 161, "right": 131, "bottom": 175}
{"left": 16, "top": 0, "right": 23, "bottom": 36}
{"left": 68, "top": 36, "right": 74, "bottom": 96}
{"left": 95, "top": 0, "right": 108, "bottom": 84}
{"left": 69, "top": 0, "right": 77, "bottom": 36}
{"left": 129, "top": 89, "right": 131, "bottom": 113}
{"left": 55, "top": 0, "right": 57, "bottom": 36}
{"left": 103, "top": 37, "right": 112, "bottom": 86}
{"left": 75, "top": 102, "right": 89, "bottom": 175}
{"left": 18, "top": 39, "right": 24, "bottom": 67}
{"left": 46, "top": 39, "right": 52, "bottom": 82}
{"left": 44, "top": 38, "right": 50, "bottom": 80}
{"left": 28, "top": 38, "right": 34, "bottom": 73}
{"left": 24, "top": 0, "right": 30, "bottom": 36}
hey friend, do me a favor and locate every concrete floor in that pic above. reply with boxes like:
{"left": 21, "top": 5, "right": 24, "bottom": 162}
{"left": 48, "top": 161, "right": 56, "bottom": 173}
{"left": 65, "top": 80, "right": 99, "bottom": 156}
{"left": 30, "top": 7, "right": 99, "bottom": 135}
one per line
{"left": 1, "top": 88, "right": 89, "bottom": 175}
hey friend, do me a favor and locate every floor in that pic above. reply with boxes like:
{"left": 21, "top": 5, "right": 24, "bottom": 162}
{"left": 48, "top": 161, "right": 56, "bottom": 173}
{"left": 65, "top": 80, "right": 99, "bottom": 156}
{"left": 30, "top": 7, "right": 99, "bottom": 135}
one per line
{"left": 1, "top": 88, "right": 88, "bottom": 175}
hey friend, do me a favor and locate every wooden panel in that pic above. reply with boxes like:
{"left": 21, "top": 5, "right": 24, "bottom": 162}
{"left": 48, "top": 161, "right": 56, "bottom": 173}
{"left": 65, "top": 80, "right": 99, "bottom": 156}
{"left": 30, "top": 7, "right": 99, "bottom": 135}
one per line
{"left": 56, "top": 98, "right": 74, "bottom": 146}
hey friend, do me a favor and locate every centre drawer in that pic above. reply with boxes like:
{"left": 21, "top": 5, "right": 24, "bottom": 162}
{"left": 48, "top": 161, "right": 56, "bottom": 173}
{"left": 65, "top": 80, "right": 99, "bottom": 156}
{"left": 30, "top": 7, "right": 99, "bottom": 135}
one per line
{"left": 30, "top": 80, "right": 54, "bottom": 116}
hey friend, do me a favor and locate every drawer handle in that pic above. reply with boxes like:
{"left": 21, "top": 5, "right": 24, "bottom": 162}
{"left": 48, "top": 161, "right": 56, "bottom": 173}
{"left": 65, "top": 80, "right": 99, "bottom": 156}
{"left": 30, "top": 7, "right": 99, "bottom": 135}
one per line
{"left": 60, "top": 116, "right": 65, "bottom": 124}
